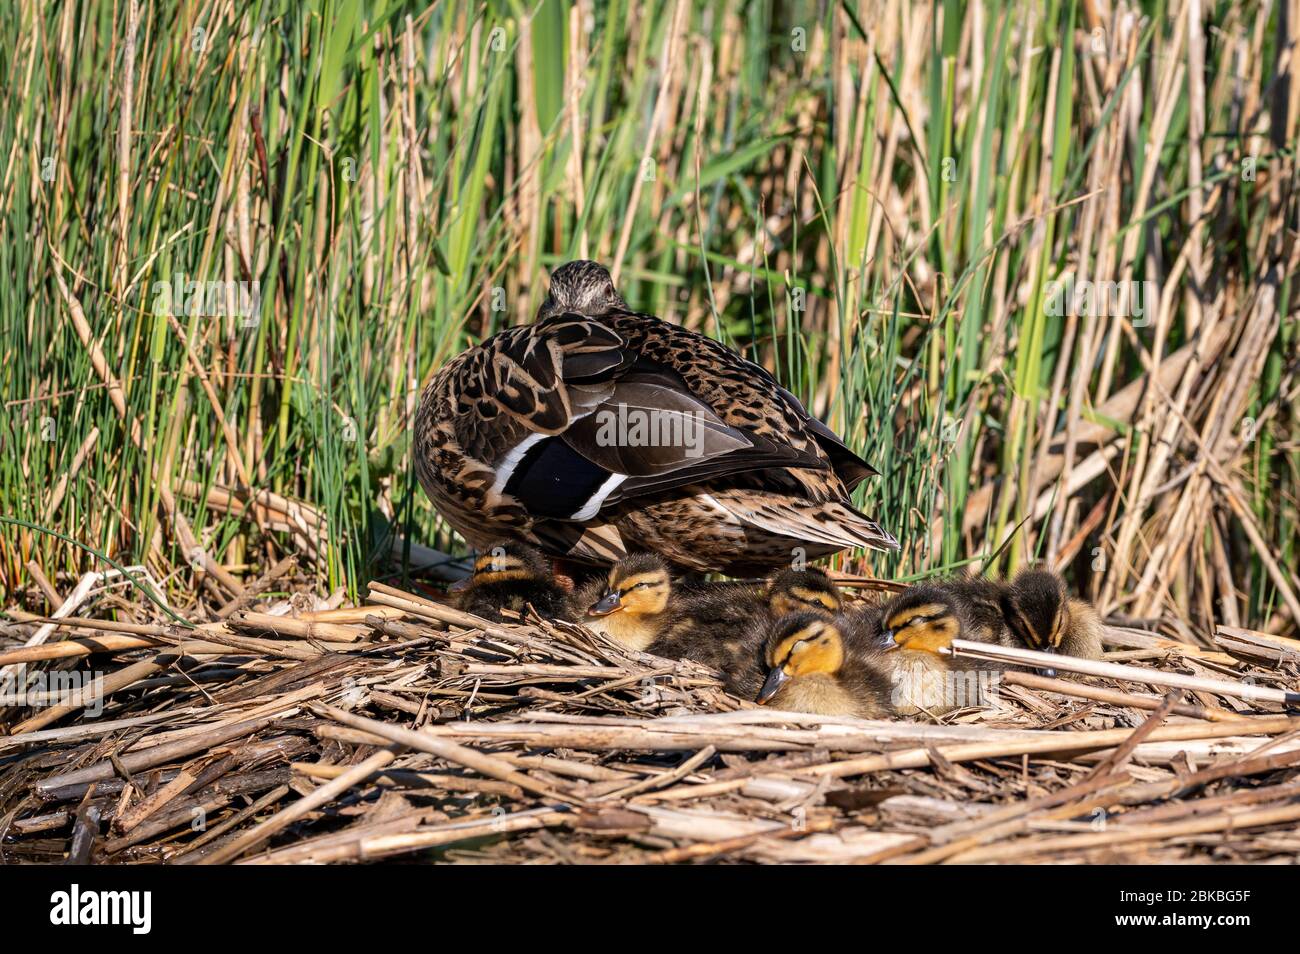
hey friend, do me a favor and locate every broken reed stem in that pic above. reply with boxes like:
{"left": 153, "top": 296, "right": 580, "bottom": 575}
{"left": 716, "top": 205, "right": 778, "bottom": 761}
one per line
{"left": 197, "top": 745, "right": 405, "bottom": 865}
{"left": 1000, "top": 670, "right": 1248, "bottom": 721}
{"left": 798, "top": 715, "right": 1300, "bottom": 780}
{"left": 291, "top": 762, "right": 527, "bottom": 799}
{"left": 310, "top": 703, "right": 580, "bottom": 804}
{"left": 951, "top": 638, "right": 1300, "bottom": 705}
{"left": 240, "top": 808, "right": 573, "bottom": 865}
{"left": 945, "top": 801, "right": 1300, "bottom": 864}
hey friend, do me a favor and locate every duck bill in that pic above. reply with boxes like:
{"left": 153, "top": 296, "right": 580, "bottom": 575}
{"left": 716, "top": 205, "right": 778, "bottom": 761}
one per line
{"left": 756, "top": 667, "right": 790, "bottom": 705}
{"left": 878, "top": 628, "right": 897, "bottom": 651}
{"left": 588, "top": 591, "right": 623, "bottom": 617}
{"left": 448, "top": 576, "right": 472, "bottom": 594}
{"left": 1040, "top": 645, "right": 1058, "bottom": 678}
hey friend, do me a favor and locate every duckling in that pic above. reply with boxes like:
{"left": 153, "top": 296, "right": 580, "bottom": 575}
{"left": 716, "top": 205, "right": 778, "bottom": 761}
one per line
{"left": 1000, "top": 569, "right": 1103, "bottom": 664}
{"left": 454, "top": 541, "right": 571, "bottom": 623}
{"left": 765, "top": 567, "right": 844, "bottom": 618}
{"left": 645, "top": 581, "right": 771, "bottom": 698}
{"left": 871, "top": 580, "right": 1020, "bottom": 715}
{"left": 413, "top": 259, "right": 898, "bottom": 575}
{"left": 576, "top": 553, "right": 676, "bottom": 651}
{"left": 577, "top": 553, "right": 772, "bottom": 694}
{"left": 877, "top": 572, "right": 1102, "bottom": 663}
{"left": 874, "top": 571, "right": 1103, "bottom": 709}
{"left": 875, "top": 579, "right": 1010, "bottom": 661}
{"left": 755, "top": 613, "right": 894, "bottom": 718}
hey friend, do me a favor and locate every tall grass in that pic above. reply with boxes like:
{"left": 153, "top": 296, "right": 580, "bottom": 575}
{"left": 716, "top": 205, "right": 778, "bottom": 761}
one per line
{"left": 1, "top": 0, "right": 1296, "bottom": 636}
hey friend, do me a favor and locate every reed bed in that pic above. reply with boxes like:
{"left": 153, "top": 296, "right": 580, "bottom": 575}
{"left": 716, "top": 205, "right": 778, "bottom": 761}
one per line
{"left": 2, "top": 574, "right": 1299, "bottom": 864}
{"left": 2, "top": 0, "right": 1297, "bottom": 633}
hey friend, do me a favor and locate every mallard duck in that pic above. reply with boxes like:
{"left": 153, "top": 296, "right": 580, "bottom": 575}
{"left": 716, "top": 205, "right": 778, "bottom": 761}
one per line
{"left": 413, "top": 260, "right": 897, "bottom": 575}
{"left": 755, "top": 612, "right": 894, "bottom": 717}
{"left": 453, "top": 540, "right": 572, "bottom": 623}
{"left": 877, "top": 570, "right": 1102, "bottom": 663}
{"left": 576, "top": 552, "right": 676, "bottom": 651}
{"left": 765, "top": 566, "right": 844, "bottom": 618}
{"left": 873, "top": 570, "right": 1103, "bottom": 710}
{"left": 1000, "top": 569, "right": 1103, "bottom": 665}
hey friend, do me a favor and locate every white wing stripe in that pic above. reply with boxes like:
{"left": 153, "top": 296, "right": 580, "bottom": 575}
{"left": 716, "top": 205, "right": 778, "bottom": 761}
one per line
{"left": 570, "top": 473, "right": 627, "bottom": 521}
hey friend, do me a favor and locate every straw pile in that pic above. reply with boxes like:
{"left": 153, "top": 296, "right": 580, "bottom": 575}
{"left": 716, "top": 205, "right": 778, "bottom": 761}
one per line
{"left": 3, "top": 563, "right": 1299, "bottom": 866}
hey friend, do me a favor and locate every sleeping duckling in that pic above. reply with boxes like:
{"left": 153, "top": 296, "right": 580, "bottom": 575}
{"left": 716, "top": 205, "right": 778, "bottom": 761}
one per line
{"left": 871, "top": 581, "right": 1016, "bottom": 715}
{"left": 577, "top": 553, "right": 676, "bottom": 651}
{"left": 755, "top": 612, "right": 894, "bottom": 718}
{"left": 875, "top": 579, "right": 1009, "bottom": 660}
{"left": 646, "top": 582, "right": 771, "bottom": 697}
{"left": 1000, "top": 569, "right": 1103, "bottom": 667}
{"left": 577, "top": 553, "right": 773, "bottom": 696}
{"left": 874, "top": 571, "right": 1103, "bottom": 709}
{"left": 877, "top": 572, "right": 1102, "bottom": 663}
{"left": 765, "top": 567, "right": 844, "bottom": 618}
{"left": 455, "top": 541, "right": 571, "bottom": 623}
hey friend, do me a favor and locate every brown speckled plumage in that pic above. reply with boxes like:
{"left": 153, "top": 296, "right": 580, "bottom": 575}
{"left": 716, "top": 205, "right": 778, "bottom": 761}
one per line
{"left": 413, "top": 260, "right": 897, "bottom": 574}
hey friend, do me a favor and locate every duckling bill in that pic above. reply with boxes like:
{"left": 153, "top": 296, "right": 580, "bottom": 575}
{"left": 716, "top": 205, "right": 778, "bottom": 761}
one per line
{"left": 756, "top": 613, "right": 894, "bottom": 718}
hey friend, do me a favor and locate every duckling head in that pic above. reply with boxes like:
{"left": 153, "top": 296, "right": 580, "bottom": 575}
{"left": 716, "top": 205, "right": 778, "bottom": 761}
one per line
{"left": 766, "top": 567, "right": 843, "bottom": 619}
{"left": 757, "top": 613, "right": 846, "bottom": 704}
{"left": 1002, "top": 570, "right": 1070, "bottom": 668}
{"left": 878, "top": 586, "right": 962, "bottom": 656}
{"left": 587, "top": 553, "right": 672, "bottom": 619}
{"left": 539, "top": 260, "right": 627, "bottom": 319}
{"left": 468, "top": 540, "right": 551, "bottom": 585}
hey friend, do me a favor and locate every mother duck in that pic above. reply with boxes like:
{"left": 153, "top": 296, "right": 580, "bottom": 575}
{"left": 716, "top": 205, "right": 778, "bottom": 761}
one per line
{"left": 414, "top": 261, "right": 897, "bottom": 575}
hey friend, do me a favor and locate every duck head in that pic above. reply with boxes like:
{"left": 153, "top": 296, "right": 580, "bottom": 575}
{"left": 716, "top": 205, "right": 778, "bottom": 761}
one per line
{"left": 463, "top": 540, "right": 551, "bottom": 588}
{"left": 878, "top": 586, "right": 962, "bottom": 656}
{"left": 539, "top": 260, "right": 627, "bottom": 319}
{"left": 1001, "top": 569, "right": 1073, "bottom": 674}
{"left": 587, "top": 553, "right": 672, "bottom": 619}
{"left": 757, "top": 613, "right": 847, "bottom": 704}
{"left": 766, "top": 567, "right": 843, "bottom": 619}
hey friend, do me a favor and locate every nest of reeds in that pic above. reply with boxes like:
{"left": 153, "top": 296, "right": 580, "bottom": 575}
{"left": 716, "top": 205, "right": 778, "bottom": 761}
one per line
{"left": 3, "top": 560, "right": 1299, "bottom": 865}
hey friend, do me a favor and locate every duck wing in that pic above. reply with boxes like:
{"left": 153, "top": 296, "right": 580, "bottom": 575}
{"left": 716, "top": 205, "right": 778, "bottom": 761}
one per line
{"left": 778, "top": 385, "right": 878, "bottom": 490}
{"left": 473, "top": 313, "right": 831, "bottom": 525}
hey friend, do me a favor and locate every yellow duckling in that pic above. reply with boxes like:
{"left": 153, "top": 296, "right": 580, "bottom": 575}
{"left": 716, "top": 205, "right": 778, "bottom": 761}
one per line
{"left": 874, "top": 570, "right": 1103, "bottom": 712}
{"left": 764, "top": 567, "right": 844, "bottom": 618}
{"left": 755, "top": 613, "right": 894, "bottom": 718}
{"left": 578, "top": 554, "right": 772, "bottom": 697}
{"left": 454, "top": 540, "right": 571, "bottom": 623}
{"left": 577, "top": 553, "right": 676, "bottom": 651}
